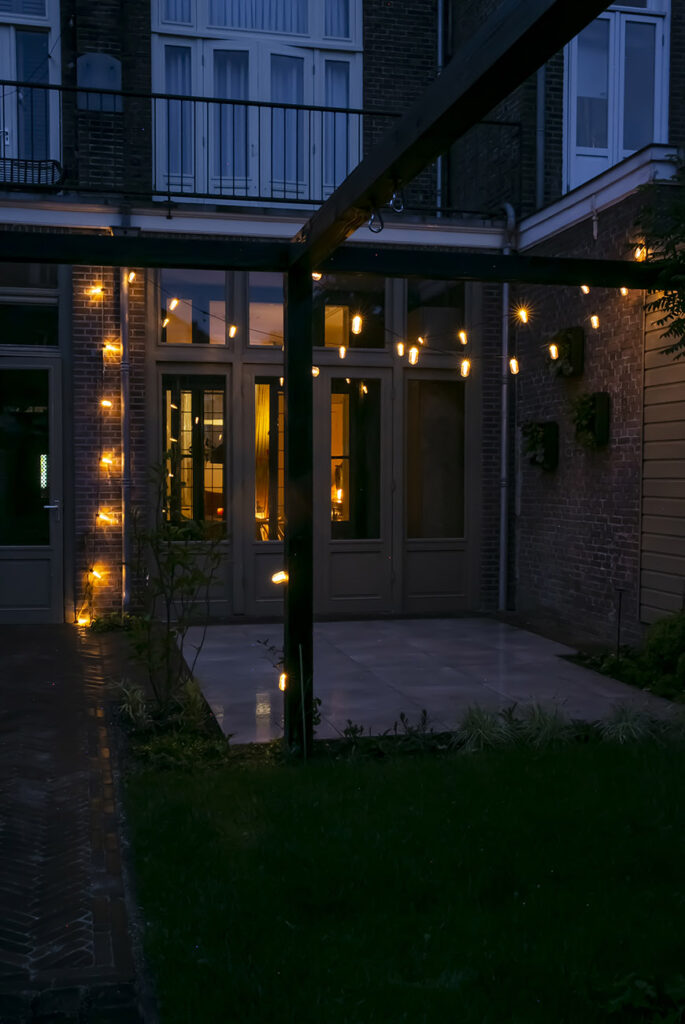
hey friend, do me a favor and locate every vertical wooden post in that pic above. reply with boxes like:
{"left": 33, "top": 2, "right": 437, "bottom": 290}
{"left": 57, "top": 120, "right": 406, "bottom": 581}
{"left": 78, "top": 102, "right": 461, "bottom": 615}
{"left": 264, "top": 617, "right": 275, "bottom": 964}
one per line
{"left": 283, "top": 263, "right": 314, "bottom": 754}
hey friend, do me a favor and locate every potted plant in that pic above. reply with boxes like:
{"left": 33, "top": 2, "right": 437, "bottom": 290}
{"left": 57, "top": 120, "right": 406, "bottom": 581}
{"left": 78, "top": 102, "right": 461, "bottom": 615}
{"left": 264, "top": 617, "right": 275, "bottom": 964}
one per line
{"left": 569, "top": 392, "right": 610, "bottom": 448}
{"left": 521, "top": 421, "right": 559, "bottom": 471}
{"left": 546, "top": 326, "right": 585, "bottom": 378}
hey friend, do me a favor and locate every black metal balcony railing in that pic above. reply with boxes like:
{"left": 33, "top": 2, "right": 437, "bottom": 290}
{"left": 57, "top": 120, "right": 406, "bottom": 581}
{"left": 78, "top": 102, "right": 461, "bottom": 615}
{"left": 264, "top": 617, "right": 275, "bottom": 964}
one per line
{"left": 0, "top": 79, "right": 522, "bottom": 215}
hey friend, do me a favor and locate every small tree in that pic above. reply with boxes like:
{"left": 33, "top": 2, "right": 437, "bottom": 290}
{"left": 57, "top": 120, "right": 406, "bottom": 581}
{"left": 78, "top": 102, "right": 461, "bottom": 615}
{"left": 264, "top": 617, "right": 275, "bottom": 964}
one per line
{"left": 638, "top": 159, "right": 685, "bottom": 359}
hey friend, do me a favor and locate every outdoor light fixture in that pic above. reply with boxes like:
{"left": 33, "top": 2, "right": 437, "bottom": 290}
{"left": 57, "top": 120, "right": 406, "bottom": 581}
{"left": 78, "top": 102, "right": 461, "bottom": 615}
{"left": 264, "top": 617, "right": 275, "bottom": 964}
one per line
{"left": 169, "top": 297, "right": 179, "bottom": 311}
{"left": 590, "top": 315, "right": 600, "bottom": 329}
{"left": 396, "top": 341, "right": 405, "bottom": 357}
{"left": 97, "top": 511, "right": 113, "bottom": 523}
{"left": 101, "top": 399, "right": 112, "bottom": 408}
{"left": 620, "top": 287, "right": 629, "bottom": 296}
{"left": 89, "top": 568, "right": 102, "bottom": 580}
{"left": 509, "top": 356, "right": 520, "bottom": 374}
{"left": 458, "top": 330, "right": 468, "bottom": 345}
{"left": 89, "top": 285, "right": 103, "bottom": 297}
{"left": 351, "top": 314, "right": 363, "bottom": 335}
{"left": 103, "top": 342, "right": 120, "bottom": 354}
{"left": 271, "top": 571, "right": 289, "bottom": 584}
{"left": 408, "top": 346, "right": 419, "bottom": 365}
{"left": 77, "top": 616, "right": 90, "bottom": 626}
{"left": 516, "top": 307, "right": 529, "bottom": 324}
{"left": 101, "top": 455, "right": 114, "bottom": 466}
{"left": 162, "top": 317, "right": 169, "bottom": 329}
{"left": 311, "top": 366, "right": 320, "bottom": 377}
{"left": 460, "top": 358, "right": 471, "bottom": 378}
{"left": 279, "top": 672, "right": 287, "bottom": 691}
{"left": 127, "top": 271, "right": 136, "bottom": 283}
{"left": 311, "top": 272, "right": 322, "bottom": 281}
{"left": 549, "top": 343, "right": 559, "bottom": 360}
{"left": 339, "top": 345, "right": 347, "bottom": 359}
{"left": 580, "top": 284, "right": 590, "bottom": 294}
{"left": 229, "top": 324, "right": 238, "bottom": 338}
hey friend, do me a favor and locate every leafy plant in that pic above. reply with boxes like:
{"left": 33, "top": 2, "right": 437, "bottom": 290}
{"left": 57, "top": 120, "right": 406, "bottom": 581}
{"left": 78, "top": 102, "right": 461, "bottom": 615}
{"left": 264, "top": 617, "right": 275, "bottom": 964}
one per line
{"left": 570, "top": 393, "right": 599, "bottom": 448}
{"left": 457, "top": 705, "right": 517, "bottom": 753}
{"left": 546, "top": 326, "right": 584, "bottom": 378}
{"left": 638, "top": 157, "right": 685, "bottom": 360}
{"left": 521, "top": 421, "right": 558, "bottom": 470}
{"left": 91, "top": 611, "right": 141, "bottom": 632}
{"left": 599, "top": 704, "right": 660, "bottom": 745}
{"left": 118, "top": 682, "right": 152, "bottom": 731}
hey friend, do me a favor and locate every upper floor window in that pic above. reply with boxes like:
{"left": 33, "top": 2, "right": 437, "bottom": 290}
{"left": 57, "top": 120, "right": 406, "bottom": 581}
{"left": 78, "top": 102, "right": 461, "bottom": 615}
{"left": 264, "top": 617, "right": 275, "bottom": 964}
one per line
{"left": 564, "top": 0, "right": 669, "bottom": 192}
{"left": 155, "top": 0, "right": 357, "bottom": 44}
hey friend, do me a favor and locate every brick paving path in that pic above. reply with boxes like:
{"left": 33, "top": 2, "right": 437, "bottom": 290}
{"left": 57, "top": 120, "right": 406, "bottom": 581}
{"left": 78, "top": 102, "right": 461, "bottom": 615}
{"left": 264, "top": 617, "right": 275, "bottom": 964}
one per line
{"left": 0, "top": 626, "right": 151, "bottom": 1023}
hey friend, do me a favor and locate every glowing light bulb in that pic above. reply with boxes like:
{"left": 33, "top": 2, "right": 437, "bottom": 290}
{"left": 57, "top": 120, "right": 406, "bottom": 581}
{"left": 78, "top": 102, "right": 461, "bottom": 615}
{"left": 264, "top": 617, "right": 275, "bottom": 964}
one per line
{"left": 90, "top": 568, "right": 102, "bottom": 580}
{"left": 634, "top": 244, "right": 647, "bottom": 261}
{"left": 97, "top": 512, "right": 113, "bottom": 523}
{"left": 458, "top": 330, "right": 468, "bottom": 345}
{"left": 127, "top": 271, "right": 136, "bottom": 283}
{"left": 620, "top": 287, "right": 629, "bottom": 297}
{"left": 312, "top": 366, "right": 320, "bottom": 377}
{"left": 279, "top": 377, "right": 284, "bottom": 386}
{"left": 345, "top": 378, "right": 351, "bottom": 384}
{"left": 271, "top": 571, "right": 289, "bottom": 584}
{"left": 162, "top": 317, "right": 169, "bottom": 329}
{"left": 549, "top": 343, "right": 559, "bottom": 360}
{"left": 418, "top": 336, "right": 425, "bottom": 346}
{"left": 103, "top": 343, "right": 120, "bottom": 353}
{"left": 279, "top": 672, "right": 287, "bottom": 691}
{"left": 590, "top": 314, "right": 600, "bottom": 329}
{"left": 169, "top": 297, "right": 179, "bottom": 311}
{"left": 101, "top": 399, "right": 112, "bottom": 408}
{"left": 77, "top": 616, "right": 90, "bottom": 626}
{"left": 516, "top": 307, "right": 529, "bottom": 324}
{"left": 580, "top": 284, "right": 590, "bottom": 295}
{"left": 101, "top": 455, "right": 114, "bottom": 466}
{"left": 229, "top": 324, "right": 238, "bottom": 338}
{"left": 460, "top": 358, "right": 471, "bottom": 378}
{"left": 89, "top": 285, "right": 103, "bottom": 298}
{"left": 339, "top": 345, "right": 347, "bottom": 359}
{"left": 509, "top": 356, "right": 520, "bottom": 375}
{"left": 408, "top": 346, "right": 419, "bottom": 365}
{"left": 311, "top": 271, "right": 322, "bottom": 281}
{"left": 351, "top": 314, "right": 363, "bottom": 335}
{"left": 361, "top": 383, "right": 368, "bottom": 395}
{"left": 396, "top": 342, "right": 405, "bottom": 357}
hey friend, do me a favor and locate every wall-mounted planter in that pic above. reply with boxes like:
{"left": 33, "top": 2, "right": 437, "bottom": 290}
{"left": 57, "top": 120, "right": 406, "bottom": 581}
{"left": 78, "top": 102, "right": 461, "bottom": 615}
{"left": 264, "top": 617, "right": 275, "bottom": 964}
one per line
{"left": 521, "top": 421, "right": 558, "bottom": 471}
{"left": 546, "top": 326, "right": 584, "bottom": 378}
{"left": 571, "top": 391, "right": 610, "bottom": 449}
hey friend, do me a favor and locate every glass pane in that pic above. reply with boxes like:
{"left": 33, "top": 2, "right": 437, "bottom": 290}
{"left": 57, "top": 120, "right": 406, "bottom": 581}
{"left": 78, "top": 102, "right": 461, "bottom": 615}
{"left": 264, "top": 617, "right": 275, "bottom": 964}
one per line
{"left": 16, "top": 31, "right": 49, "bottom": 161}
{"left": 213, "top": 50, "right": 248, "bottom": 185}
{"left": 0, "top": 304, "right": 57, "bottom": 345}
{"left": 164, "top": 45, "right": 193, "bottom": 178}
{"left": 203, "top": 389, "right": 225, "bottom": 522}
{"left": 325, "top": 0, "right": 350, "bottom": 37}
{"left": 0, "top": 264, "right": 56, "bottom": 288}
{"left": 407, "top": 280, "right": 466, "bottom": 353}
{"left": 163, "top": 0, "right": 191, "bottom": 21}
{"left": 331, "top": 379, "right": 380, "bottom": 540}
{"left": 0, "top": 368, "right": 49, "bottom": 545}
{"left": 160, "top": 269, "right": 226, "bottom": 345}
{"left": 164, "top": 376, "right": 226, "bottom": 531}
{"left": 619, "top": 1, "right": 649, "bottom": 6}
{"left": 209, "top": 0, "right": 307, "bottom": 33}
{"left": 271, "top": 55, "right": 305, "bottom": 196}
{"left": 314, "top": 273, "right": 385, "bottom": 349}
{"left": 254, "top": 378, "right": 284, "bottom": 541}
{"left": 249, "top": 272, "right": 283, "bottom": 347}
{"left": 324, "top": 61, "right": 350, "bottom": 190}
{"left": 0, "top": 0, "right": 46, "bottom": 12}
{"left": 407, "top": 380, "right": 465, "bottom": 539}
{"left": 576, "top": 20, "right": 609, "bottom": 148}
{"left": 623, "top": 21, "right": 655, "bottom": 151}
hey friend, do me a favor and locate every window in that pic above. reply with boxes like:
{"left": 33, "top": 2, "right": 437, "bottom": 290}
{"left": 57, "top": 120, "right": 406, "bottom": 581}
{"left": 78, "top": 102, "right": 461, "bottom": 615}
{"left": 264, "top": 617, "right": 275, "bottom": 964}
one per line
{"left": 249, "top": 272, "right": 283, "bottom": 347}
{"left": 407, "top": 280, "right": 466, "bottom": 353}
{"left": 0, "top": 302, "right": 57, "bottom": 344}
{"left": 163, "top": 375, "right": 226, "bottom": 530}
{"left": 406, "top": 380, "right": 465, "bottom": 539}
{"left": 254, "top": 377, "right": 284, "bottom": 540}
{"left": 330, "top": 378, "right": 380, "bottom": 539}
{"left": 160, "top": 269, "right": 227, "bottom": 344}
{"left": 313, "top": 273, "right": 385, "bottom": 349}
{"left": 565, "top": 1, "right": 669, "bottom": 191}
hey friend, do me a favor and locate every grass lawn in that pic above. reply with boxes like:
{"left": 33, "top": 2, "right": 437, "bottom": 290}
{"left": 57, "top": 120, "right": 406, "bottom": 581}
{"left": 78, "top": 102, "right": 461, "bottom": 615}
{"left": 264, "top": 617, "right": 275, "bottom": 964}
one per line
{"left": 126, "top": 741, "right": 685, "bottom": 1023}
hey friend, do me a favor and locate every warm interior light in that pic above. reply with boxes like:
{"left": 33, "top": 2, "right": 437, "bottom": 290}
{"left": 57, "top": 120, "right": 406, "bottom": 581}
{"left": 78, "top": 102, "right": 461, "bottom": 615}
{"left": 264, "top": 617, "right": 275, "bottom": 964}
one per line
{"left": 351, "top": 314, "right": 363, "bottom": 335}
{"left": 620, "top": 286, "right": 629, "bottom": 297}
{"left": 169, "top": 297, "right": 179, "bottom": 311}
{"left": 101, "top": 399, "right": 112, "bottom": 408}
{"left": 460, "top": 358, "right": 471, "bottom": 378}
{"left": 336, "top": 488, "right": 343, "bottom": 501}
{"left": 458, "top": 330, "right": 468, "bottom": 345}
{"left": 271, "top": 571, "right": 289, "bottom": 584}
{"left": 408, "top": 346, "right": 419, "bottom": 365}
{"left": 127, "top": 270, "right": 136, "bottom": 283}
{"left": 590, "top": 314, "right": 600, "bottom": 329}
{"left": 516, "top": 307, "right": 529, "bottom": 324}
{"left": 162, "top": 317, "right": 170, "bottom": 328}
{"left": 312, "top": 366, "right": 320, "bottom": 377}
{"left": 580, "top": 284, "right": 590, "bottom": 295}
{"left": 229, "top": 324, "right": 238, "bottom": 338}
{"left": 634, "top": 244, "right": 647, "bottom": 261}
{"left": 311, "top": 272, "right": 322, "bottom": 281}
{"left": 339, "top": 345, "right": 347, "bottom": 359}
{"left": 509, "top": 356, "right": 520, "bottom": 374}
{"left": 279, "top": 672, "right": 287, "bottom": 691}
{"left": 549, "top": 343, "right": 559, "bottom": 360}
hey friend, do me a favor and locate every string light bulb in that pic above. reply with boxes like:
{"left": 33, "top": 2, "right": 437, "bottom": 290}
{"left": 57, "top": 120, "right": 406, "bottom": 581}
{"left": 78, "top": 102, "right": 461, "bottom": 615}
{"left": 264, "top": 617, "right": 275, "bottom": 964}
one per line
{"left": 418, "top": 336, "right": 425, "bottom": 346}
{"left": 590, "top": 314, "right": 600, "bottom": 329}
{"left": 127, "top": 271, "right": 136, "bottom": 283}
{"left": 162, "top": 317, "right": 169, "bottom": 329}
{"left": 101, "top": 399, "right": 112, "bottom": 408}
{"left": 89, "top": 568, "right": 103, "bottom": 580}
{"left": 279, "top": 672, "right": 287, "bottom": 691}
{"left": 103, "top": 342, "right": 120, "bottom": 353}
{"left": 620, "top": 287, "right": 629, "bottom": 297}
{"left": 339, "top": 345, "right": 347, "bottom": 359}
{"left": 549, "top": 343, "right": 559, "bottom": 360}
{"left": 100, "top": 455, "right": 114, "bottom": 466}
{"left": 97, "top": 511, "right": 113, "bottom": 523}
{"left": 279, "top": 377, "right": 284, "bottom": 386}
{"left": 351, "top": 314, "right": 363, "bottom": 335}
{"left": 509, "top": 356, "right": 520, "bottom": 374}
{"left": 89, "top": 284, "right": 103, "bottom": 298}
{"left": 458, "top": 330, "right": 468, "bottom": 345}
{"left": 229, "top": 324, "right": 238, "bottom": 338}
{"left": 634, "top": 244, "right": 647, "bottom": 262}
{"left": 311, "top": 272, "right": 322, "bottom": 281}
{"left": 169, "top": 297, "right": 179, "bottom": 311}
{"left": 312, "top": 366, "right": 320, "bottom": 377}
{"left": 271, "top": 571, "right": 289, "bottom": 584}
{"left": 396, "top": 341, "right": 405, "bottom": 357}
{"left": 580, "top": 284, "right": 590, "bottom": 295}
{"left": 77, "top": 616, "right": 90, "bottom": 626}
{"left": 361, "top": 382, "right": 368, "bottom": 395}
{"left": 408, "top": 346, "right": 419, "bottom": 365}
{"left": 516, "top": 307, "right": 529, "bottom": 324}
{"left": 460, "top": 358, "right": 471, "bottom": 378}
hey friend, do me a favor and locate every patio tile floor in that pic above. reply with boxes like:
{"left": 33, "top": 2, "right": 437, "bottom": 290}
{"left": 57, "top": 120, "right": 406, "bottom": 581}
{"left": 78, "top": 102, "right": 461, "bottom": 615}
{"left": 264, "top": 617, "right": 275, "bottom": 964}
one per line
{"left": 188, "top": 617, "right": 673, "bottom": 745}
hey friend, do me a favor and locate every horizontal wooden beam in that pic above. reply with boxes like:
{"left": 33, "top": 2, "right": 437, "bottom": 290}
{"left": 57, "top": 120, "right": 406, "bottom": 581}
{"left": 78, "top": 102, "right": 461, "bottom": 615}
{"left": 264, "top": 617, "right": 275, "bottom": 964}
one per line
{"left": 290, "top": 0, "right": 611, "bottom": 268}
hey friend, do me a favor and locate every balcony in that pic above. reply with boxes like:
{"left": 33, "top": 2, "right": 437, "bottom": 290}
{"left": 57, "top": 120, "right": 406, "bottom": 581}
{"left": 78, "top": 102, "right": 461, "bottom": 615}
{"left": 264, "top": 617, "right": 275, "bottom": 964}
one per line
{"left": 0, "top": 80, "right": 521, "bottom": 217}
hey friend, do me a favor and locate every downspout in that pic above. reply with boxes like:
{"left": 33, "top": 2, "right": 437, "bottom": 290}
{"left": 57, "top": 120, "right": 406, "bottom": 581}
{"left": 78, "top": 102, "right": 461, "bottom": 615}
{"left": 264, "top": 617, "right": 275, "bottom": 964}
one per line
{"left": 499, "top": 202, "right": 516, "bottom": 611}
{"left": 436, "top": 0, "right": 444, "bottom": 216}
{"left": 536, "top": 65, "right": 546, "bottom": 209}
{"left": 120, "top": 268, "right": 131, "bottom": 613}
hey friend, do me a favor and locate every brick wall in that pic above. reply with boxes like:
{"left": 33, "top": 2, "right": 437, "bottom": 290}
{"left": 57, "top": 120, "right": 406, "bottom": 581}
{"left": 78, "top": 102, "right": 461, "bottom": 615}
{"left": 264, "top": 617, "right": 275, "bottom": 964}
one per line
{"left": 477, "top": 281, "right": 505, "bottom": 610}
{"left": 514, "top": 193, "right": 647, "bottom": 646}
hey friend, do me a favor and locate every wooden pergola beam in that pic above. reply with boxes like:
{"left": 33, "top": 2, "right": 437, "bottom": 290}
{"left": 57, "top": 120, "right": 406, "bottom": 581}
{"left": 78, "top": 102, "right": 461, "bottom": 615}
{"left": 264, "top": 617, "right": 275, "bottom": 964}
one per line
{"left": 290, "top": 0, "right": 611, "bottom": 269}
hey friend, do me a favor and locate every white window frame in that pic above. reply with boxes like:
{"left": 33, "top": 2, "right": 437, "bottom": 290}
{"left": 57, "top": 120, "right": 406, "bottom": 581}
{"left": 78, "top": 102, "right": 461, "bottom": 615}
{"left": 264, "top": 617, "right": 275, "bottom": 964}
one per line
{"left": 563, "top": 0, "right": 669, "bottom": 193}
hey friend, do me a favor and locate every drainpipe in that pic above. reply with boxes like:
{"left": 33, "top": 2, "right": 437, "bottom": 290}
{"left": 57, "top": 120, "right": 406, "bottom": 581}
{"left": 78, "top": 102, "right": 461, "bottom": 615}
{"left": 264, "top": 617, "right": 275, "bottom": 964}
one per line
{"left": 120, "top": 268, "right": 131, "bottom": 613}
{"left": 436, "top": 0, "right": 444, "bottom": 216}
{"left": 499, "top": 202, "right": 516, "bottom": 611}
{"left": 536, "top": 66, "right": 545, "bottom": 210}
